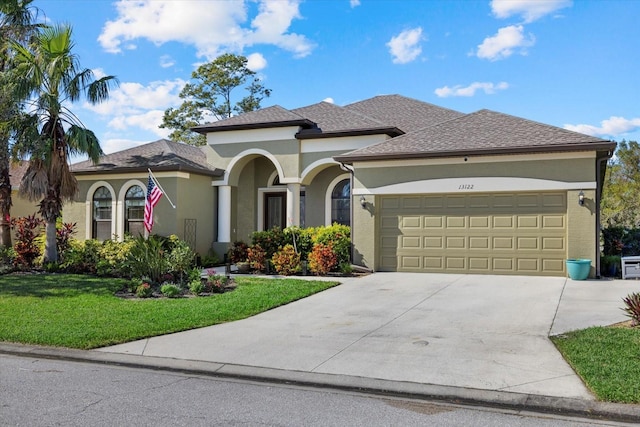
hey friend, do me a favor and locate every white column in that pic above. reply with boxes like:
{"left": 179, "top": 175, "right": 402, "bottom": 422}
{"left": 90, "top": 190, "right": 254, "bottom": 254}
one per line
{"left": 218, "top": 185, "right": 232, "bottom": 242}
{"left": 286, "top": 183, "right": 300, "bottom": 227}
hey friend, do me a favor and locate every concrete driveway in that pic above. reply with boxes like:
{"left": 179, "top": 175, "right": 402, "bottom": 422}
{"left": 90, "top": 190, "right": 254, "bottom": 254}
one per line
{"left": 99, "top": 273, "right": 640, "bottom": 400}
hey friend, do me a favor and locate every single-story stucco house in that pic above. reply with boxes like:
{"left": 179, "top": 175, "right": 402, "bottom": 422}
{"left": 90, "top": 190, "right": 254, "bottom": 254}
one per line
{"left": 65, "top": 94, "right": 616, "bottom": 277}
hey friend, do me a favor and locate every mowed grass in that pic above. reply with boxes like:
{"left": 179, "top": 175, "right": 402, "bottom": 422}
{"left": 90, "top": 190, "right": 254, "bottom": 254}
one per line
{"left": 552, "top": 326, "right": 640, "bottom": 403}
{"left": 0, "top": 273, "right": 338, "bottom": 350}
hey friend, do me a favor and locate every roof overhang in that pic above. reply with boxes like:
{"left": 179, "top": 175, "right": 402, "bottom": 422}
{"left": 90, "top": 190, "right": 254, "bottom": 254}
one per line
{"left": 72, "top": 164, "right": 224, "bottom": 178}
{"left": 192, "top": 119, "right": 316, "bottom": 134}
{"left": 334, "top": 141, "right": 617, "bottom": 164}
{"left": 296, "top": 127, "right": 403, "bottom": 140}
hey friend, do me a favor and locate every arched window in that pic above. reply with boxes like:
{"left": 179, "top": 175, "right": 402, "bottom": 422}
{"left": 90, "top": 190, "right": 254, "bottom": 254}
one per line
{"left": 92, "top": 186, "right": 112, "bottom": 240}
{"left": 331, "top": 179, "right": 350, "bottom": 226}
{"left": 125, "top": 185, "right": 145, "bottom": 237}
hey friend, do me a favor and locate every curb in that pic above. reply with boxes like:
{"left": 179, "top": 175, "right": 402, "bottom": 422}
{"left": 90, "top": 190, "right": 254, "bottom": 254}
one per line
{"left": 2, "top": 343, "right": 639, "bottom": 424}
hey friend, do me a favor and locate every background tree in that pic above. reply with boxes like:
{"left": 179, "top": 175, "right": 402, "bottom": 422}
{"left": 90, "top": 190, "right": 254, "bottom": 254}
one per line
{"left": 11, "top": 24, "right": 118, "bottom": 262}
{"left": 160, "top": 53, "right": 271, "bottom": 146}
{"left": 601, "top": 140, "right": 640, "bottom": 227}
{"left": 0, "top": 0, "right": 41, "bottom": 247}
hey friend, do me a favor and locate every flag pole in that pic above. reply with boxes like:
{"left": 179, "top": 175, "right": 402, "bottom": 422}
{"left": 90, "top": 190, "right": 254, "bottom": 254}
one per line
{"left": 147, "top": 168, "right": 176, "bottom": 208}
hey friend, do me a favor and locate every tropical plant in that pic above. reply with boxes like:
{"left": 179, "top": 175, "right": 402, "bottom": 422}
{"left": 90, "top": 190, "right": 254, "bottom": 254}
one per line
{"left": 160, "top": 53, "right": 271, "bottom": 145}
{"left": 307, "top": 243, "right": 337, "bottom": 275}
{"left": 314, "top": 223, "right": 351, "bottom": 267}
{"left": 271, "top": 244, "right": 301, "bottom": 276}
{"left": 160, "top": 283, "right": 181, "bottom": 298}
{"left": 227, "top": 240, "right": 248, "bottom": 264}
{"left": 10, "top": 23, "right": 118, "bottom": 263}
{"left": 126, "top": 235, "right": 169, "bottom": 284}
{"left": 0, "top": 0, "right": 42, "bottom": 248}
{"left": 246, "top": 244, "right": 267, "bottom": 273}
{"left": 622, "top": 293, "right": 640, "bottom": 326}
{"left": 10, "top": 213, "right": 42, "bottom": 268}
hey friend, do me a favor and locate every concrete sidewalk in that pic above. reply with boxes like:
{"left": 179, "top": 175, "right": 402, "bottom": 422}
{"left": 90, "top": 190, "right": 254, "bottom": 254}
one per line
{"left": 3, "top": 273, "right": 640, "bottom": 422}
{"left": 97, "top": 273, "right": 638, "bottom": 398}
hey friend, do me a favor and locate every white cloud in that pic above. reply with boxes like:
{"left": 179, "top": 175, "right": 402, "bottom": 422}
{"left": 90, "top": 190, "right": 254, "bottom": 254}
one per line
{"left": 491, "top": 0, "right": 572, "bottom": 23}
{"left": 246, "top": 53, "right": 267, "bottom": 71}
{"left": 98, "top": 0, "right": 314, "bottom": 60}
{"left": 387, "top": 27, "right": 424, "bottom": 64}
{"left": 159, "top": 55, "right": 175, "bottom": 68}
{"left": 350, "top": 0, "right": 361, "bottom": 7}
{"left": 564, "top": 116, "right": 640, "bottom": 137}
{"left": 476, "top": 25, "right": 535, "bottom": 61}
{"left": 81, "top": 79, "right": 184, "bottom": 145}
{"left": 435, "top": 81, "right": 509, "bottom": 98}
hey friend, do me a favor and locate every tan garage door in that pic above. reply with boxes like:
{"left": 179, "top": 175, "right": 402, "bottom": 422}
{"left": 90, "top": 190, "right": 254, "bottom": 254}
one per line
{"left": 379, "top": 192, "right": 566, "bottom": 276}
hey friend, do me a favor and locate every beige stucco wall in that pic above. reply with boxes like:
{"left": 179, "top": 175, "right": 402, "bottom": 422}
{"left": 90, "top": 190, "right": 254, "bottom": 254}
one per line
{"left": 64, "top": 172, "right": 215, "bottom": 255}
{"left": 350, "top": 153, "right": 600, "bottom": 276}
{"left": 353, "top": 156, "right": 596, "bottom": 190}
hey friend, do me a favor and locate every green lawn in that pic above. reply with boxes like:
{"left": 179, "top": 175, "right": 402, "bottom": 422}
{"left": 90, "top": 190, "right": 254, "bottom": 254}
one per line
{"left": 552, "top": 326, "right": 640, "bottom": 403}
{"left": 0, "top": 273, "right": 338, "bottom": 349}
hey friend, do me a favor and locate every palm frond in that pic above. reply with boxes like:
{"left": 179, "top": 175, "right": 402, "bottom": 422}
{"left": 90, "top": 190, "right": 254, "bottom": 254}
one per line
{"left": 66, "top": 125, "right": 103, "bottom": 163}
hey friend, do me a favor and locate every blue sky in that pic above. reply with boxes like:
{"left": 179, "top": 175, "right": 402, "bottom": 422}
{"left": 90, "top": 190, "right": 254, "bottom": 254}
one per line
{"left": 31, "top": 0, "right": 640, "bottom": 156}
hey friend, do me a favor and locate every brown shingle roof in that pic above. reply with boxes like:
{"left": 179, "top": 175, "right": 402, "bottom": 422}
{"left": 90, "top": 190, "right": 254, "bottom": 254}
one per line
{"left": 344, "top": 94, "right": 464, "bottom": 133}
{"left": 192, "top": 105, "right": 314, "bottom": 133}
{"left": 71, "top": 139, "right": 223, "bottom": 177}
{"left": 291, "top": 101, "right": 400, "bottom": 137}
{"left": 335, "top": 109, "right": 616, "bottom": 162}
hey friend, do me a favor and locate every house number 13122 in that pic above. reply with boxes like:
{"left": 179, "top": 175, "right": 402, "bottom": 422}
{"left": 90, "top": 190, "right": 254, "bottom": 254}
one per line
{"left": 458, "top": 184, "right": 474, "bottom": 190}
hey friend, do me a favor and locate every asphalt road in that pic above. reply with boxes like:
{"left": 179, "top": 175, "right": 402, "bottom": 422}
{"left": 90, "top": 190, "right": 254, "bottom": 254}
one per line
{"left": 0, "top": 355, "right": 627, "bottom": 427}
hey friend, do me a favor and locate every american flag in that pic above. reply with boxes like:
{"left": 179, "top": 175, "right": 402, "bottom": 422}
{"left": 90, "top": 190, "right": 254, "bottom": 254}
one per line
{"left": 144, "top": 174, "right": 163, "bottom": 232}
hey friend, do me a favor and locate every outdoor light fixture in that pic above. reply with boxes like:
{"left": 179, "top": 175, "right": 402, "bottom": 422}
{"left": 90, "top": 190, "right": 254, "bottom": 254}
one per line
{"left": 578, "top": 190, "right": 585, "bottom": 206}
{"left": 360, "top": 195, "right": 367, "bottom": 208}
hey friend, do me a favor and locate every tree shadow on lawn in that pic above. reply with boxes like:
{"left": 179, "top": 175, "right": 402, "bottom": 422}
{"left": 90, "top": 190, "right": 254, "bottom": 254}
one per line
{"left": 0, "top": 272, "right": 124, "bottom": 298}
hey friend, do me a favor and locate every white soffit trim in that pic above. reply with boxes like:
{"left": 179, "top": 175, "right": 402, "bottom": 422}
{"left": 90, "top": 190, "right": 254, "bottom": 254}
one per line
{"left": 207, "top": 126, "right": 300, "bottom": 145}
{"left": 353, "top": 177, "right": 596, "bottom": 195}
{"left": 301, "top": 134, "right": 388, "bottom": 153}
{"left": 354, "top": 151, "right": 595, "bottom": 168}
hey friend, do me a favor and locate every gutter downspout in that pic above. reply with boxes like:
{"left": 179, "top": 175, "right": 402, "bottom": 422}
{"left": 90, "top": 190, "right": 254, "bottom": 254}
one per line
{"left": 339, "top": 162, "right": 355, "bottom": 264}
{"left": 596, "top": 151, "right": 613, "bottom": 278}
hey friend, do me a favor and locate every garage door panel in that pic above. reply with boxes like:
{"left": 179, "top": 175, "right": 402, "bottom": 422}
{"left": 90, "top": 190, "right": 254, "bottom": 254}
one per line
{"left": 424, "top": 236, "right": 443, "bottom": 248}
{"left": 424, "top": 256, "right": 443, "bottom": 269}
{"left": 517, "top": 237, "right": 539, "bottom": 250}
{"left": 446, "top": 236, "right": 466, "bottom": 249}
{"left": 469, "top": 216, "right": 490, "bottom": 228}
{"left": 402, "top": 216, "right": 421, "bottom": 228}
{"left": 446, "top": 216, "right": 466, "bottom": 228}
{"left": 380, "top": 192, "right": 567, "bottom": 276}
{"left": 542, "top": 215, "right": 564, "bottom": 228}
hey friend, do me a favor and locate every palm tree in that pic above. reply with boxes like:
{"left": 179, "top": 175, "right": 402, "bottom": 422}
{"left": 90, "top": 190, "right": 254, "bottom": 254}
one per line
{"left": 11, "top": 23, "right": 118, "bottom": 262}
{"left": 0, "top": 0, "right": 41, "bottom": 247}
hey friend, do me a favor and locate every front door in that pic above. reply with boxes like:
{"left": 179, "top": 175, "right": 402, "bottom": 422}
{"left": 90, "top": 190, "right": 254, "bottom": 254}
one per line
{"left": 264, "top": 193, "right": 286, "bottom": 230}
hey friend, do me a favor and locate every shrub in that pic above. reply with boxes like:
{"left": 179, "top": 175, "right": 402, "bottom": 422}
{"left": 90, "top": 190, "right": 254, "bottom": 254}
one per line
{"left": 189, "top": 279, "right": 205, "bottom": 295}
{"left": 167, "top": 237, "right": 196, "bottom": 284}
{"left": 11, "top": 214, "right": 44, "bottom": 269}
{"left": 60, "top": 239, "right": 99, "bottom": 274}
{"left": 622, "top": 293, "right": 640, "bottom": 326}
{"left": 251, "top": 227, "right": 285, "bottom": 259}
{"left": 307, "top": 243, "right": 337, "bottom": 275}
{"left": 228, "top": 241, "right": 249, "bottom": 264}
{"left": 126, "top": 235, "right": 170, "bottom": 284}
{"left": 314, "top": 224, "right": 351, "bottom": 268}
{"left": 271, "top": 244, "right": 301, "bottom": 276}
{"left": 160, "top": 283, "right": 182, "bottom": 298}
{"left": 205, "top": 268, "right": 229, "bottom": 292}
{"left": 199, "top": 249, "right": 220, "bottom": 267}
{"left": 56, "top": 221, "right": 77, "bottom": 262}
{"left": 96, "top": 238, "right": 135, "bottom": 277}
{"left": 247, "top": 244, "right": 267, "bottom": 272}
{"left": 135, "top": 282, "right": 153, "bottom": 298}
